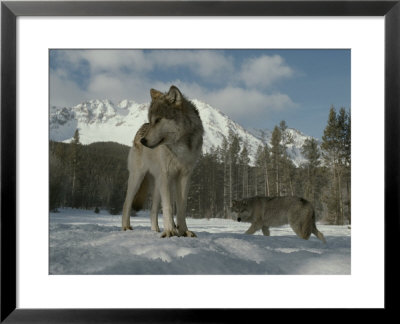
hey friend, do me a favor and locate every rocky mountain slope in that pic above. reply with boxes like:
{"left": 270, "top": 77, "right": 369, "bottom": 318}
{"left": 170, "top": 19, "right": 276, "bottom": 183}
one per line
{"left": 50, "top": 98, "right": 315, "bottom": 166}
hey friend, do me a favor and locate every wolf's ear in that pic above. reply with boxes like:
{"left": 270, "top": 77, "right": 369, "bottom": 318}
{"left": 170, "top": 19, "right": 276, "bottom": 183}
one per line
{"left": 150, "top": 88, "right": 163, "bottom": 100}
{"left": 166, "top": 86, "right": 183, "bottom": 105}
{"left": 231, "top": 200, "right": 237, "bottom": 207}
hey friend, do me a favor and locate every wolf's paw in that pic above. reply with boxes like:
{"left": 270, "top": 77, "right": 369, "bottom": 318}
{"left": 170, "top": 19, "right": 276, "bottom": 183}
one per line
{"left": 122, "top": 226, "right": 133, "bottom": 231}
{"left": 176, "top": 225, "right": 196, "bottom": 238}
{"left": 160, "top": 229, "right": 179, "bottom": 238}
{"left": 182, "top": 230, "right": 197, "bottom": 238}
{"left": 152, "top": 225, "right": 161, "bottom": 233}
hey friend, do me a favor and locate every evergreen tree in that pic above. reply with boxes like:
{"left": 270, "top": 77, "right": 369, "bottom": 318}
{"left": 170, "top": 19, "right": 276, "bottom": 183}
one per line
{"left": 71, "top": 129, "right": 80, "bottom": 145}
{"left": 221, "top": 136, "right": 230, "bottom": 217}
{"left": 49, "top": 151, "right": 66, "bottom": 211}
{"left": 254, "top": 145, "right": 263, "bottom": 196}
{"left": 322, "top": 107, "right": 340, "bottom": 165}
{"left": 345, "top": 109, "right": 351, "bottom": 223}
{"left": 302, "top": 138, "right": 321, "bottom": 167}
{"left": 339, "top": 107, "right": 351, "bottom": 223}
{"left": 270, "top": 126, "right": 282, "bottom": 196}
{"left": 227, "top": 131, "right": 240, "bottom": 209}
{"left": 321, "top": 106, "right": 351, "bottom": 224}
{"left": 70, "top": 129, "right": 82, "bottom": 207}
{"left": 255, "top": 144, "right": 270, "bottom": 197}
{"left": 239, "top": 144, "right": 250, "bottom": 198}
{"left": 279, "top": 120, "right": 295, "bottom": 196}
{"left": 301, "top": 138, "right": 321, "bottom": 204}
{"left": 322, "top": 106, "right": 340, "bottom": 223}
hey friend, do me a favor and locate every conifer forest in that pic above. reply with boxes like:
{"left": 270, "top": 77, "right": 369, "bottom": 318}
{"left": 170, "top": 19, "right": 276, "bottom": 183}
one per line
{"left": 50, "top": 106, "right": 351, "bottom": 225}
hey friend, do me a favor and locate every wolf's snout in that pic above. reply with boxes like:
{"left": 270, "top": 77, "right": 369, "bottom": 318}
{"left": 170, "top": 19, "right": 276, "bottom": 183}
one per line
{"left": 237, "top": 217, "right": 241, "bottom": 222}
{"left": 140, "top": 138, "right": 148, "bottom": 146}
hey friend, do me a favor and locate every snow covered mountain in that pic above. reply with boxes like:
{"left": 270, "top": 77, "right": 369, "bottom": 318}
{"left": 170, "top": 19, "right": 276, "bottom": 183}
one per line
{"left": 49, "top": 98, "right": 315, "bottom": 166}
{"left": 249, "top": 127, "right": 317, "bottom": 166}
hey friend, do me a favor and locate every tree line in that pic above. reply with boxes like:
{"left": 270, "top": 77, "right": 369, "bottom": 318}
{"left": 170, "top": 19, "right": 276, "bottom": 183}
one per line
{"left": 50, "top": 106, "right": 351, "bottom": 225}
{"left": 50, "top": 130, "right": 130, "bottom": 214}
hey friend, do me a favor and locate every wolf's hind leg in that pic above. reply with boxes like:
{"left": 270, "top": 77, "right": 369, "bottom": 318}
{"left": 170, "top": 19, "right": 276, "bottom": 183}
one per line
{"left": 262, "top": 226, "right": 270, "bottom": 236}
{"left": 122, "top": 172, "right": 145, "bottom": 231}
{"left": 312, "top": 227, "right": 327, "bottom": 243}
{"left": 176, "top": 174, "right": 196, "bottom": 237}
{"left": 290, "top": 221, "right": 312, "bottom": 240}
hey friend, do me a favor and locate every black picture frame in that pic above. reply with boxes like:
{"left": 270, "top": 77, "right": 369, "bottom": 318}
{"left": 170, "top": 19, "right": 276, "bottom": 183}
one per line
{"left": 1, "top": 1, "right": 399, "bottom": 322}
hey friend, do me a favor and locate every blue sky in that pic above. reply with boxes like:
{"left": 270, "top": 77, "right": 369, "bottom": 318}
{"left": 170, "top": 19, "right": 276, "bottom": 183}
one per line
{"left": 50, "top": 49, "right": 350, "bottom": 139}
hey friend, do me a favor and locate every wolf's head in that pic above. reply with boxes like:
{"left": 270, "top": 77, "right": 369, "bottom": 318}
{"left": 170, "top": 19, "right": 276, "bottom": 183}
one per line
{"left": 230, "top": 199, "right": 252, "bottom": 222}
{"left": 140, "top": 85, "right": 200, "bottom": 149}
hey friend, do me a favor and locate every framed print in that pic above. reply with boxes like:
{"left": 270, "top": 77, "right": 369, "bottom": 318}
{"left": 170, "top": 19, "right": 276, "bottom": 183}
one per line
{"left": 1, "top": 0, "right": 399, "bottom": 322}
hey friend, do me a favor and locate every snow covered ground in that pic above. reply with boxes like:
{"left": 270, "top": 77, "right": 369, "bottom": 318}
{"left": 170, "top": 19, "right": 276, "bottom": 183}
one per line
{"left": 49, "top": 209, "right": 351, "bottom": 275}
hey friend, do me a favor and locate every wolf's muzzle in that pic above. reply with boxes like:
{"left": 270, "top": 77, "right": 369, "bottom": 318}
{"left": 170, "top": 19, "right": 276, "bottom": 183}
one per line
{"left": 141, "top": 137, "right": 165, "bottom": 149}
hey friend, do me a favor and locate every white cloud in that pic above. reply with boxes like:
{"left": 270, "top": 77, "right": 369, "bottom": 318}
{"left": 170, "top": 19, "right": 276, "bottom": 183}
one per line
{"left": 58, "top": 50, "right": 152, "bottom": 73}
{"left": 54, "top": 49, "right": 234, "bottom": 81}
{"left": 50, "top": 50, "right": 297, "bottom": 126}
{"left": 240, "top": 55, "right": 294, "bottom": 88}
{"left": 199, "top": 87, "right": 296, "bottom": 122}
{"left": 147, "top": 50, "right": 234, "bottom": 80}
{"left": 88, "top": 74, "right": 125, "bottom": 98}
{"left": 50, "top": 70, "right": 87, "bottom": 107}
{"left": 50, "top": 68, "right": 151, "bottom": 106}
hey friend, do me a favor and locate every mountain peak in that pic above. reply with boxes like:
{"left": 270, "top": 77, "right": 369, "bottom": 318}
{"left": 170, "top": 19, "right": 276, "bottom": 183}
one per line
{"left": 50, "top": 98, "right": 315, "bottom": 166}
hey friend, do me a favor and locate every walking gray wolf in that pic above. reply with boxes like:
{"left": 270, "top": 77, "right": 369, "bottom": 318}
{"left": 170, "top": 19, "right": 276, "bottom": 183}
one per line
{"left": 122, "top": 86, "right": 204, "bottom": 238}
{"left": 230, "top": 196, "right": 326, "bottom": 243}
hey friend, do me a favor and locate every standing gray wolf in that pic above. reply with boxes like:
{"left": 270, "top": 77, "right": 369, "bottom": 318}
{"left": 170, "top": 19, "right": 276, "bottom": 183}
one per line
{"left": 230, "top": 196, "right": 326, "bottom": 243}
{"left": 122, "top": 86, "right": 204, "bottom": 237}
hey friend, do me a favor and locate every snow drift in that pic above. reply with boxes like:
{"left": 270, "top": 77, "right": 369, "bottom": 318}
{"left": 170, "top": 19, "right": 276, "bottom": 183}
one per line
{"left": 50, "top": 209, "right": 351, "bottom": 275}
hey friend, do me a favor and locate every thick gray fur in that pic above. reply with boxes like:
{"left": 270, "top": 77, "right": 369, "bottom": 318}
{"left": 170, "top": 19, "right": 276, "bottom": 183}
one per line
{"left": 231, "top": 196, "right": 326, "bottom": 243}
{"left": 121, "top": 86, "right": 204, "bottom": 238}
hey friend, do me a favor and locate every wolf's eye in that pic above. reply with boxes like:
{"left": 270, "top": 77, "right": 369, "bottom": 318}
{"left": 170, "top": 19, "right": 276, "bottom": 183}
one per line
{"left": 154, "top": 118, "right": 161, "bottom": 124}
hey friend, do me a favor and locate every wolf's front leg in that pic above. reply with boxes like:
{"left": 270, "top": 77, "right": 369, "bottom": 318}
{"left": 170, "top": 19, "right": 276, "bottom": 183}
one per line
{"left": 159, "top": 176, "right": 178, "bottom": 238}
{"left": 245, "top": 223, "right": 262, "bottom": 235}
{"left": 176, "top": 173, "right": 196, "bottom": 237}
{"left": 150, "top": 187, "right": 160, "bottom": 232}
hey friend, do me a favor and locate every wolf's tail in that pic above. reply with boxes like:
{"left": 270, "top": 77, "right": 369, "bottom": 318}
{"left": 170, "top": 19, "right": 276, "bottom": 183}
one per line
{"left": 132, "top": 173, "right": 150, "bottom": 211}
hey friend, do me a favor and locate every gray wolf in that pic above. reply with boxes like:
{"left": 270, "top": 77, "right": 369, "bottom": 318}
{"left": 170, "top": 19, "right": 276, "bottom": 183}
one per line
{"left": 122, "top": 86, "right": 204, "bottom": 237}
{"left": 230, "top": 196, "right": 326, "bottom": 243}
